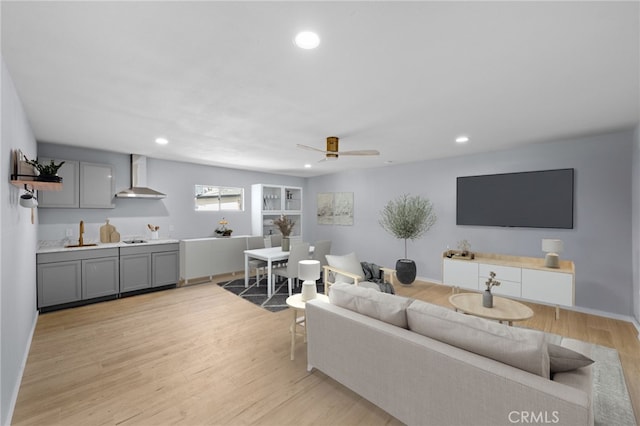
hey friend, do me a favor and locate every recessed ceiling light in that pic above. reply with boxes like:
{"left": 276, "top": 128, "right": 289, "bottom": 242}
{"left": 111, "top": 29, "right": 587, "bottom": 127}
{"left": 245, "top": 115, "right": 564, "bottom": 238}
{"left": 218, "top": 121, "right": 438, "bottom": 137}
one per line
{"left": 294, "top": 31, "right": 320, "bottom": 49}
{"left": 304, "top": 164, "right": 312, "bottom": 168}
{"left": 455, "top": 136, "right": 469, "bottom": 144}
{"left": 155, "top": 137, "right": 169, "bottom": 145}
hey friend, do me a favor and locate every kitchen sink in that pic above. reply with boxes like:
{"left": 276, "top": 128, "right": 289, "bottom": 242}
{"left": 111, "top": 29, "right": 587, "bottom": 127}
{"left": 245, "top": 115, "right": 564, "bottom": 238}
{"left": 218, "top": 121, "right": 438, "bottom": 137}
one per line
{"left": 65, "top": 243, "right": 98, "bottom": 248}
{"left": 123, "top": 240, "right": 147, "bottom": 244}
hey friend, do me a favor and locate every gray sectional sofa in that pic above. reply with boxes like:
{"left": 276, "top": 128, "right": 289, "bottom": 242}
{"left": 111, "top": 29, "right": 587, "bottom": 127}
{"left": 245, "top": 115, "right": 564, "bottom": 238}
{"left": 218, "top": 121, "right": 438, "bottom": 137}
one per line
{"left": 306, "top": 283, "right": 594, "bottom": 426}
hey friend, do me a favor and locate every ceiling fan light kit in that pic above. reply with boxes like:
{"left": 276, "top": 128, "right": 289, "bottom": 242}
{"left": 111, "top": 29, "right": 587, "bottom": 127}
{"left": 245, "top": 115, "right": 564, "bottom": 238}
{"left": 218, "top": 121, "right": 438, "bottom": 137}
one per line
{"left": 297, "top": 136, "right": 380, "bottom": 161}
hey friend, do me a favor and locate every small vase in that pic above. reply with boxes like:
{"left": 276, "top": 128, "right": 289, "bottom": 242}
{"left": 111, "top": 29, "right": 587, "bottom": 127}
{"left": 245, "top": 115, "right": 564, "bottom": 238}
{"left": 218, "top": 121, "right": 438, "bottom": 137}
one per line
{"left": 282, "top": 237, "right": 290, "bottom": 251}
{"left": 483, "top": 289, "right": 493, "bottom": 308}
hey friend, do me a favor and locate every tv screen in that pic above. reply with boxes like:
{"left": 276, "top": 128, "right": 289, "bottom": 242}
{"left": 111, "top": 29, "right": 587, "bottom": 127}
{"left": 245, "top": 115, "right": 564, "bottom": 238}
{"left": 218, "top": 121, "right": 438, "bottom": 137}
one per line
{"left": 456, "top": 168, "right": 574, "bottom": 229}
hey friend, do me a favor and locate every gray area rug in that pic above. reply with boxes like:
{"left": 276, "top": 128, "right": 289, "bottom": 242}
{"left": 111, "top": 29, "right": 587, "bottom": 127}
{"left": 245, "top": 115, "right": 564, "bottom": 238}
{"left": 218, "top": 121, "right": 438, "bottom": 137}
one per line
{"left": 544, "top": 333, "right": 636, "bottom": 426}
{"left": 590, "top": 344, "right": 637, "bottom": 426}
{"left": 218, "top": 277, "right": 324, "bottom": 312}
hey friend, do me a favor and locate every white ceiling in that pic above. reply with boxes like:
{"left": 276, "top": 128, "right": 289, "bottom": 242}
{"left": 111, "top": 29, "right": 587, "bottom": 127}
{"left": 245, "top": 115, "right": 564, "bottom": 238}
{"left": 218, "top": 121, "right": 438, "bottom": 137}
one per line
{"left": 2, "top": 1, "right": 639, "bottom": 177}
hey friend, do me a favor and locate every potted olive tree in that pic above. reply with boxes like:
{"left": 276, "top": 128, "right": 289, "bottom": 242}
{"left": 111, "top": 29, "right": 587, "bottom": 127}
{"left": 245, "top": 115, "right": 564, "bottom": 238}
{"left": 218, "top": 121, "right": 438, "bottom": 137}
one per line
{"left": 379, "top": 194, "right": 437, "bottom": 285}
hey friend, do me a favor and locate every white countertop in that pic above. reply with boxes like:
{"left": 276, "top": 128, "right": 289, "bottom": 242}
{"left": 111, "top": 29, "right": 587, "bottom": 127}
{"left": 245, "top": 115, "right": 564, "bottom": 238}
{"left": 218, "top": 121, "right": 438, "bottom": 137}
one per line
{"left": 37, "top": 239, "right": 180, "bottom": 254}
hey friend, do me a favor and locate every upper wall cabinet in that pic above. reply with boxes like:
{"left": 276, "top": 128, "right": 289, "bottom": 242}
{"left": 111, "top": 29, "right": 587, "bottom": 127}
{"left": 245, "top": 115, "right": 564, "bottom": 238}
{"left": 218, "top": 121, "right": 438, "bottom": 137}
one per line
{"left": 80, "top": 162, "right": 115, "bottom": 208}
{"left": 39, "top": 158, "right": 115, "bottom": 209}
{"left": 38, "top": 159, "right": 79, "bottom": 208}
{"left": 251, "top": 184, "right": 303, "bottom": 238}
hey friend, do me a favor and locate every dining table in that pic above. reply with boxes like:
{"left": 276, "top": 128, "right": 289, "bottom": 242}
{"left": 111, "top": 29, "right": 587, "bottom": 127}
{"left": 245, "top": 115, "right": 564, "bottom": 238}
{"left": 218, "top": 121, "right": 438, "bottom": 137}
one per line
{"left": 244, "top": 245, "right": 313, "bottom": 297}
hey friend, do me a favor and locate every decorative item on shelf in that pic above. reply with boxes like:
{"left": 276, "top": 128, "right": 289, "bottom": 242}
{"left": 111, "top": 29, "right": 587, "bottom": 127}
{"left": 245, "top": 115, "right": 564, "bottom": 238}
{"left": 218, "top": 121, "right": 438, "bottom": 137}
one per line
{"left": 19, "top": 191, "right": 37, "bottom": 209}
{"left": 483, "top": 271, "right": 501, "bottom": 308}
{"left": 214, "top": 218, "right": 232, "bottom": 237}
{"left": 20, "top": 189, "right": 38, "bottom": 224}
{"left": 299, "top": 259, "right": 320, "bottom": 301}
{"left": 23, "top": 156, "right": 65, "bottom": 182}
{"left": 542, "top": 239, "right": 563, "bottom": 268}
{"left": 273, "top": 214, "right": 295, "bottom": 251}
{"left": 147, "top": 223, "right": 160, "bottom": 240}
{"left": 457, "top": 239, "right": 471, "bottom": 257}
{"left": 379, "top": 193, "right": 437, "bottom": 285}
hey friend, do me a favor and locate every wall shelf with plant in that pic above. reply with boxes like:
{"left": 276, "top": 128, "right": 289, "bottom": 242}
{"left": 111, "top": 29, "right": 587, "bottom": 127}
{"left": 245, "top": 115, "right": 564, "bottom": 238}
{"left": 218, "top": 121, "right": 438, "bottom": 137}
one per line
{"left": 9, "top": 149, "right": 63, "bottom": 191}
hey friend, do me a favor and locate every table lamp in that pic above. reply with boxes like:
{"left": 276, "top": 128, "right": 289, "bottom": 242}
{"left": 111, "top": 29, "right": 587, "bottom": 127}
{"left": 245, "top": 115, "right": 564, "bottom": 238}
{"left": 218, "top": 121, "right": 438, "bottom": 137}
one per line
{"left": 299, "top": 259, "right": 320, "bottom": 301}
{"left": 542, "top": 239, "right": 563, "bottom": 268}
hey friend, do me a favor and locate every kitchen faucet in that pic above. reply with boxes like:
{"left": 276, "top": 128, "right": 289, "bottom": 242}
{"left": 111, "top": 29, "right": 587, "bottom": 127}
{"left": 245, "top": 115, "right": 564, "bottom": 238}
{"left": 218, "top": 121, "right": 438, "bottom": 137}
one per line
{"left": 79, "top": 220, "right": 84, "bottom": 246}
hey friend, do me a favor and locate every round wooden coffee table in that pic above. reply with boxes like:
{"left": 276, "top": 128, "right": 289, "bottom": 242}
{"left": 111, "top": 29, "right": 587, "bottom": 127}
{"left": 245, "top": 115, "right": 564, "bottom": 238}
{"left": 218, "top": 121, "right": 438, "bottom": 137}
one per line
{"left": 448, "top": 293, "right": 534, "bottom": 326}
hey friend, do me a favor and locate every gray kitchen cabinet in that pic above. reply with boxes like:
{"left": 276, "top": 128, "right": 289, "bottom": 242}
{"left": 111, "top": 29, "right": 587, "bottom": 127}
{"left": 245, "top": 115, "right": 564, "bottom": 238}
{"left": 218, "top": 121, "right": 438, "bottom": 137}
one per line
{"left": 80, "top": 162, "right": 115, "bottom": 208}
{"left": 38, "top": 159, "right": 80, "bottom": 208}
{"left": 38, "top": 159, "right": 114, "bottom": 209}
{"left": 37, "top": 260, "right": 82, "bottom": 307}
{"left": 37, "top": 248, "right": 119, "bottom": 308}
{"left": 152, "top": 250, "right": 179, "bottom": 287}
{"left": 120, "top": 252, "right": 152, "bottom": 292}
{"left": 37, "top": 243, "right": 178, "bottom": 310}
{"left": 120, "top": 243, "right": 179, "bottom": 292}
{"left": 83, "top": 256, "right": 119, "bottom": 299}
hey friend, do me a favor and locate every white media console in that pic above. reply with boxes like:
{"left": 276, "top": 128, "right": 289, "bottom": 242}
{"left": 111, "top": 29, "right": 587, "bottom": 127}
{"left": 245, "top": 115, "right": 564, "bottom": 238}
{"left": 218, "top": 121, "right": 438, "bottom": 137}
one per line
{"left": 442, "top": 251, "right": 575, "bottom": 318}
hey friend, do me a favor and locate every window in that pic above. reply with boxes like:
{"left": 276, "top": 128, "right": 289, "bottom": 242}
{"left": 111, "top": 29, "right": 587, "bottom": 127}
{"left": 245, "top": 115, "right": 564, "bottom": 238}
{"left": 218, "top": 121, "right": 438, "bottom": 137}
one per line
{"left": 195, "top": 185, "right": 244, "bottom": 211}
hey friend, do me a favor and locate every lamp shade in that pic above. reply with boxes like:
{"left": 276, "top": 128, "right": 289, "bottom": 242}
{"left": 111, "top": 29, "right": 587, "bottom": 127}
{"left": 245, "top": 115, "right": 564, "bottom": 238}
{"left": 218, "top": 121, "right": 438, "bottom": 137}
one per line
{"left": 298, "top": 260, "right": 320, "bottom": 281}
{"left": 542, "top": 239, "right": 563, "bottom": 253}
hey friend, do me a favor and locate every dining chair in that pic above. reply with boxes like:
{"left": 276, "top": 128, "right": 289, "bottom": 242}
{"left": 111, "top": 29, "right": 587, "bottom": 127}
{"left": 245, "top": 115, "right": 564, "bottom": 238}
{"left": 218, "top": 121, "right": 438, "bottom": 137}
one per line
{"left": 269, "top": 234, "right": 282, "bottom": 248}
{"left": 246, "top": 236, "right": 268, "bottom": 285}
{"left": 311, "top": 239, "right": 331, "bottom": 282}
{"left": 272, "top": 242, "right": 310, "bottom": 296}
{"left": 311, "top": 240, "right": 332, "bottom": 268}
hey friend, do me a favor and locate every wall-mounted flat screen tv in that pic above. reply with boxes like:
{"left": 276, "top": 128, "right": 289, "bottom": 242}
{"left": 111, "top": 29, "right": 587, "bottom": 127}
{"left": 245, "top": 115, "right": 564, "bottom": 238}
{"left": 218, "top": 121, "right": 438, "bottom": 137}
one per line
{"left": 456, "top": 168, "right": 574, "bottom": 229}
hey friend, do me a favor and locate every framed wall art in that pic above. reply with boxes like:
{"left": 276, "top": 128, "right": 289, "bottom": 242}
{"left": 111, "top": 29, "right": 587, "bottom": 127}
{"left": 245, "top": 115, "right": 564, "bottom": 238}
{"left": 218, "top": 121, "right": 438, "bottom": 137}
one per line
{"left": 317, "top": 192, "right": 353, "bottom": 225}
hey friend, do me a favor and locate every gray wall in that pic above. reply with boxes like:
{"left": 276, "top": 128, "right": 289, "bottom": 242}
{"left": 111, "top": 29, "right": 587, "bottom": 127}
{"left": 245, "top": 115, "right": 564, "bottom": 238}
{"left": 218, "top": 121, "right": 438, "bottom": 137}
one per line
{"left": 633, "top": 124, "right": 640, "bottom": 324}
{"left": 305, "top": 130, "right": 635, "bottom": 317}
{"left": 1, "top": 59, "right": 39, "bottom": 426}
{"left": 37, "top": 143, "right": 306, "bottom": 242}
{"left": 40, "top": 129, "right": 638, "bottom": 318}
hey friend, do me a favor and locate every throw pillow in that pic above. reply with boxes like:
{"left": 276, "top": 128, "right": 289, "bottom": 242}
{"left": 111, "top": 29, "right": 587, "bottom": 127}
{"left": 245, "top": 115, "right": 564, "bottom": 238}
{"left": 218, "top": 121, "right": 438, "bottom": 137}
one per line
{"left": 329, "top": 282, "right": 412, "bottom": 328}
{"left": 548, "top": 343, "right": 594, "bottom": 373}
{"left": 407, "top": 299, "right": 550, "bottom": 378}
{"left": 325, "top": 252, "right": 364, "bottom": 283}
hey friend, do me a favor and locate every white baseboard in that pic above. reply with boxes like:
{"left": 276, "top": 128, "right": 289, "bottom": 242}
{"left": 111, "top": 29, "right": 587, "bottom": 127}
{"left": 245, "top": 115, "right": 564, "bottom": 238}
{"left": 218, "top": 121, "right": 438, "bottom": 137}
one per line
{"left": 5, "top": 310, "right": 38, "bottom": 426}
{"left": 565, "top": 304, "right": 640, "bottom": 329}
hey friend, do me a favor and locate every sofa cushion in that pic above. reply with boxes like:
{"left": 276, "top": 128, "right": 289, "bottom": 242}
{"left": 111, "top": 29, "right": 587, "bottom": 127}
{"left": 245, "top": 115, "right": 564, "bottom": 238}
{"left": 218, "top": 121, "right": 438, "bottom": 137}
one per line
{"left": 407, "top": 299, "right": 550, "bottom": 378}
{"left": 329, "top": 282, "right": 412, "bottom": 328}
{"left": 325, "top": 252, "right": 364, "bottom": 284}
{"left": 548, "top": 343, "right": 594, "bottom": 373}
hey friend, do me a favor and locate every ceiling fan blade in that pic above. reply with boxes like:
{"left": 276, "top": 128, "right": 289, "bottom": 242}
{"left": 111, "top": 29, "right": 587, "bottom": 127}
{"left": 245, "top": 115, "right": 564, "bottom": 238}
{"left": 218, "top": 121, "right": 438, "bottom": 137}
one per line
{"left": 339, "top": 149, "right": 380, "bottom": 156}
{"left": 297, "top": 144, "right": 328, "bottom": 153}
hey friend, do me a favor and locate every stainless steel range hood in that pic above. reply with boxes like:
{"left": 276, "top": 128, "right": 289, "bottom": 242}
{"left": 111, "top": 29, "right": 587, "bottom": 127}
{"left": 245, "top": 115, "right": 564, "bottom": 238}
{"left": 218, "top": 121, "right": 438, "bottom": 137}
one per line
{"left": 115, "top": 155, "right": 166, "bottom": 199}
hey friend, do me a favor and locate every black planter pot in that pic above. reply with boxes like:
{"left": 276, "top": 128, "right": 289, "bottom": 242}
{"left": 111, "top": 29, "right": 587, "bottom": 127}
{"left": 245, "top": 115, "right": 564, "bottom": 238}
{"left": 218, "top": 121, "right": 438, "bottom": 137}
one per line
{"left": 35, "top": 175, "right": 62, "bottom": 183}
{"left": 395, "top": 259, "right": 416, "bottom": 285}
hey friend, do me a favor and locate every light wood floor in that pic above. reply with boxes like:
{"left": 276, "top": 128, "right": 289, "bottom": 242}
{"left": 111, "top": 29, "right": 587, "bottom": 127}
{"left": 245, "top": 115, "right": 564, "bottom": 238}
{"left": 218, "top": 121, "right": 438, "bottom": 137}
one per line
{"left": 12, "top": 278, "right": 640, "bottom": 425}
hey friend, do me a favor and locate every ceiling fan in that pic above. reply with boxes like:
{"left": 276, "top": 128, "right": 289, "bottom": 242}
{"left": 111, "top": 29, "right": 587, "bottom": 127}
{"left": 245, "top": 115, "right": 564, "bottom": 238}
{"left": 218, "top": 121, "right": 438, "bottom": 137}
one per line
{"left": 297, "top": 136, "right": 380, "bottom": 161}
